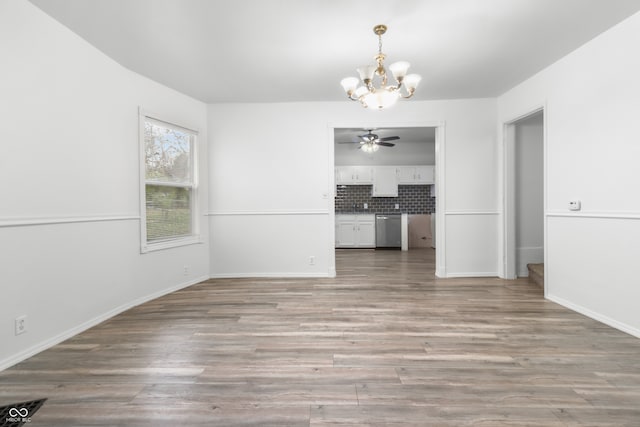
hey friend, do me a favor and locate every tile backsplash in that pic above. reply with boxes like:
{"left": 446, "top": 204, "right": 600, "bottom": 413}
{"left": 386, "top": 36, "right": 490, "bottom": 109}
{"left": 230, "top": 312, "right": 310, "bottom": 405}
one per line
{"left": 335, "top": 185, "right": 435, "bottom": 214}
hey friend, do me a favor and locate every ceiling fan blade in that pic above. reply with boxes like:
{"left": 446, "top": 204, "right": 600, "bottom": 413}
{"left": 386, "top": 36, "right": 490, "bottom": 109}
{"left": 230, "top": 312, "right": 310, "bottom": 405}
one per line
{"left": 376, "top": 142, "right": 395, "bottom": 147}
{"left": 337, "top": 141, "right": 359, "bottom": 144}
{"left": 377, "top": 136, "right": 400, "bottom": 142}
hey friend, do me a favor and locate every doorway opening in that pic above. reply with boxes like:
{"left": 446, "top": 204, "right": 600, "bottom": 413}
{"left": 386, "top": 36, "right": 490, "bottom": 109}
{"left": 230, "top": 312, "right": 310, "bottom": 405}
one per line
{"left": 330, "top": 125, "right": 442, "bottom": 277}
{"left": 503, "top": 110, "right": 545, "bottom": 287}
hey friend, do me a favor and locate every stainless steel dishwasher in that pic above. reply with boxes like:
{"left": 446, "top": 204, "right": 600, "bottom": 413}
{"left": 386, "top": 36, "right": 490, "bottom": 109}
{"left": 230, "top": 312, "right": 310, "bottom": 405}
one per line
{"left": 375, "top": 214, "right": 401, "bottom": 248}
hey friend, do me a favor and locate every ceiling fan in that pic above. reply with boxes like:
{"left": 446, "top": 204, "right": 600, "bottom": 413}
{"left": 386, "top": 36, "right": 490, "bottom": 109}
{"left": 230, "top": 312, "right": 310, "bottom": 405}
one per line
{"left": 338, "top": 129, "right": 400, "bottom": 152}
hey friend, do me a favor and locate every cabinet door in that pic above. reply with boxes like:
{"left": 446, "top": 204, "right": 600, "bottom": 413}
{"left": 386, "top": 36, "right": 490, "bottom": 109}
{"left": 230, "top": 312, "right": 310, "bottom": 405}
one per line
{"left": 335, "top": 167, "right": 353, "bottom": 184}
{"left": 353, "top": 167, "right": 372, "bottom": 184}
{"left": 372, "top": 167, "right": 398, "bottom": 196}
{"left": 397, "top": 167, "right": 416, "bottom": 184}
{"left": 414, "top": 166, "right": 434, "bottom": 184}
{"left": 336, "top": 220, "right": 357, "bottom": 247}
{"left": 356, "top": 220, "right": 376, "bottom": 248}
{"left": 336, "top": 166, "right": 372, "bottom": 185}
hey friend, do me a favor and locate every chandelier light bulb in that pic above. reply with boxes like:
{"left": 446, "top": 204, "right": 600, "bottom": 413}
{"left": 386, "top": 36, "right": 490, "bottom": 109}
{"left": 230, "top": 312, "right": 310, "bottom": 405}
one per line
{"left": 340, "top": 77, "right": 359, "bottom": 95}
{"left": 340, "top": 25, "right": 421, "bottom": 109}
{"left": 353, "top": 86, "right": 369, "bottom": 98}
{"left": 356, "top": 65, "right": 376, "bottom": 83}
{"left": 403, "top": 74, "right": 422, "bottom": 92}
{"left": 389, "top": 61, "right": 410, "bottom": 80}
{"left": 363, "top": 89, "right": 399, "bottom": 110}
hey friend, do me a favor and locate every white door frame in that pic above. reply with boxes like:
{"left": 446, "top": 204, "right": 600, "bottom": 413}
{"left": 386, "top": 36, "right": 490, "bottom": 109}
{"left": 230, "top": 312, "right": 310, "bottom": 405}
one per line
{"left": 501, "top": 106, "right": 546, "bottom": 282}
{"left": 327, "top": 121, "right": 446, "bottom": 278}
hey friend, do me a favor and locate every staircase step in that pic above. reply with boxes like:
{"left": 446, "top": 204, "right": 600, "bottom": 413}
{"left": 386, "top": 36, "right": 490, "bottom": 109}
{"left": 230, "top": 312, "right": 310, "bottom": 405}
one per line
{"left": 527, "top": 263, "right": 544, "bottom": 287}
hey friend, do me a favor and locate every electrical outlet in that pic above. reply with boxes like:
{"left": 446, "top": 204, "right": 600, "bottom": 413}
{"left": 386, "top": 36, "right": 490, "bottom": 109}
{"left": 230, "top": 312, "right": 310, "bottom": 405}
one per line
{"left": 15, "top": 315, "right": 27, "bottom": 335}
{"left": 309, "top": 256, "right": 315, "bottom": 265}
{"left": 183, "top": 265, "right": 190, "bottom": 276}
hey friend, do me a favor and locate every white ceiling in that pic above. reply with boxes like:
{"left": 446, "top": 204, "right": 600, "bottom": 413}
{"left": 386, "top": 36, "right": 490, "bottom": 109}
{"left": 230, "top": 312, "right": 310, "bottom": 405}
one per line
{"left": 30, "top": 0, "right": 640, "bottom": 103}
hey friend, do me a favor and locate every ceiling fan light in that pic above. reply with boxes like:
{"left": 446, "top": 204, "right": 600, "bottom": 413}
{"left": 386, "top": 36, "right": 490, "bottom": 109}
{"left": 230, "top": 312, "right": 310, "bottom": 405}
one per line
{"left": 340, "top": 77, "right": 360, "bottom": 94}
{"left": 361, "top": 143, "right": 379, "bottom": 153}
{"left": 389, "top": 61, "right": 410, "bottom": 81}
{"left": 403, "top": 74, "right": 422, "bottom": 91}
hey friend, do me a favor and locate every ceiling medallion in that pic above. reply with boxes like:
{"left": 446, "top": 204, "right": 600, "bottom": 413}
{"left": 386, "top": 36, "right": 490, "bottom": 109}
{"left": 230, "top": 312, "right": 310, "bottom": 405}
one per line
{"left": 340, "top": 24, "right": 421, "bottom": 110}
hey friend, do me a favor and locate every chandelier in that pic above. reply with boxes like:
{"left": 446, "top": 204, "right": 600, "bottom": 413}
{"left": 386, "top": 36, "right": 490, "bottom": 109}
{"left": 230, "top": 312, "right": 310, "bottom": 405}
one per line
{"left": 340, "top": 24, "right": 421, "bottom": 109}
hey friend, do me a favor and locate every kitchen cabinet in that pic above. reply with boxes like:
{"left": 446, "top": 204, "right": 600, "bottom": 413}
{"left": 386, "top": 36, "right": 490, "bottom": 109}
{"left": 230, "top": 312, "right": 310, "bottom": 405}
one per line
{"left": 372, "top": 166, "right": 398, "bottom": 197}
{"left": 397, "top": 166, "right": 434, "bottom": 184}
{"left": 335, "top": 166, "right": 373, "bottom": 185}
{"left": 335, "top": 214, "right": 375, "bottom": 248}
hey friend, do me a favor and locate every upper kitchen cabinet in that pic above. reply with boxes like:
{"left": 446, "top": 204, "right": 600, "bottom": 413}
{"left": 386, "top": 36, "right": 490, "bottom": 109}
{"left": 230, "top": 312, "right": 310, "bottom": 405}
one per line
{"left": 335, "top": 166, "right": 373, "bottom": 185}
{"left": 372, "top": 166, "right": 398, "bottom": 197}
{"left": 397, "top": 166, "right": 434, "bottom": 184}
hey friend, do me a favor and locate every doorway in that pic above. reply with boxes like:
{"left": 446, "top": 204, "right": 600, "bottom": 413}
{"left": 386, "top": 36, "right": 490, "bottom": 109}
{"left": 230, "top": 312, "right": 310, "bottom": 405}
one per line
{"left": 330, "top": 124, "right": 444, "bottom": 277}
{"left": 503, "top": 110, "right": 545, "bottom": 283}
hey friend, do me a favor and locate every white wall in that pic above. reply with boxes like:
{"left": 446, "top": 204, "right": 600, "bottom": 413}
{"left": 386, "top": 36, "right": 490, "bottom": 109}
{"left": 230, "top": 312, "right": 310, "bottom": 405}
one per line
{"left": 498, "top": 11, "right": 640, "bottom": 336}
{"left": 207, "top": 98, "right": 498, "bottom": 278}
{"left": 0, "top": 1, "right": 209, "bottom": 369}
{"left": 515, "top": 112, "right": 544, "bottom": 276}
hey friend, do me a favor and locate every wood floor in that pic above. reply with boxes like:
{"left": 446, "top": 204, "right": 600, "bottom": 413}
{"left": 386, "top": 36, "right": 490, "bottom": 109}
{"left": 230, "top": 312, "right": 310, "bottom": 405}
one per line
{"left": 2, "top": 248, "right": 640, "bottom": 426}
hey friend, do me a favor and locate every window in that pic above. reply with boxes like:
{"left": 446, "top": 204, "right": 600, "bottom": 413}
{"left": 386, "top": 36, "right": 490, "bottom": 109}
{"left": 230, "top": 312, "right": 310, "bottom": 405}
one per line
{"left": 140, "top": 113, "right": 198, "bottom": 252}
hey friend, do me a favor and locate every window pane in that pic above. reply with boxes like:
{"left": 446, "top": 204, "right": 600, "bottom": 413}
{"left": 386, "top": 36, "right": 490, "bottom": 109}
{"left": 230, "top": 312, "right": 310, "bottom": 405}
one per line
{"left": 145, "top": 184, "right": 192, "bottom": 242}
{"left": 145, "top": 120, "right": 192, "bottom": 183}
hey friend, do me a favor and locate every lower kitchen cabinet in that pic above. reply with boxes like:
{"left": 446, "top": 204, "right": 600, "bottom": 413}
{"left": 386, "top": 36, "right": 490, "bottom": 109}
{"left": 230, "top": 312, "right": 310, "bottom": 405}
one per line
{"left": 335, "top": 214, "right": 375, "bottom": 248}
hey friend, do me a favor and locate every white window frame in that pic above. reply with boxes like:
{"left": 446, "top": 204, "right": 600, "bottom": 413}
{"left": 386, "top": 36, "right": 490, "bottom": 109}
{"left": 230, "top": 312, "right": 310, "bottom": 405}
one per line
{"left": 139, "top": 109, "right": 200, "bottom": 253}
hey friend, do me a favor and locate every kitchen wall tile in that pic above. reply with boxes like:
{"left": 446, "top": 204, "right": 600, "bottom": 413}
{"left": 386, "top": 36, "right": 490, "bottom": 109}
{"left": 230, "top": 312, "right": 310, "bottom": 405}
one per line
{"left": 335, "top": 185, "right": 435, "bottom": 214}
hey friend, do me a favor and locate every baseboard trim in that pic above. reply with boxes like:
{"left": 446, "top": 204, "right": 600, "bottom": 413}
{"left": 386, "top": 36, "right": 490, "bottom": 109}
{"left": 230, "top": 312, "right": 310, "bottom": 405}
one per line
{"left": 209, "top": 272, "right": 331, "bottom": 279}
{"left": 443, "top": 272, "right": 499, "bottom": 278}
{"left": 0, "top": 275, "right": 208, "bottom": 372}
{"left": 547, "top": 293, "right": 640, "bottom": 339}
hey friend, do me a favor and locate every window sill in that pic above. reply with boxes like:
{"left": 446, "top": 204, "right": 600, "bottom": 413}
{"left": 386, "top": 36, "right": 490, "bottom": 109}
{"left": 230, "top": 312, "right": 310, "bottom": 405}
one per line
{"left": 141, "top": 236, "right": 202, "bottom": 253}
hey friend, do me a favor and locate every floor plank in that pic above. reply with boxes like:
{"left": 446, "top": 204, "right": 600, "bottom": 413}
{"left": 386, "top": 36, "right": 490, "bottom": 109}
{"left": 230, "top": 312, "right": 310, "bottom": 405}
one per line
{"left": 1, "top": 248, "right": 640, "bottom": 426}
